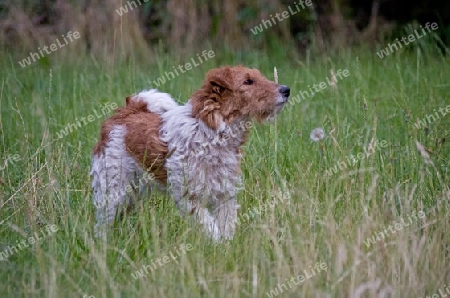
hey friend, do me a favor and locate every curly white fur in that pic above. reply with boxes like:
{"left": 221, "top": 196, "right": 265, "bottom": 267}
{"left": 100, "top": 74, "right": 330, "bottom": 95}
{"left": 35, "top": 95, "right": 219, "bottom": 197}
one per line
{"left": 92, "top": 90, "right": 244, "bottom": 240}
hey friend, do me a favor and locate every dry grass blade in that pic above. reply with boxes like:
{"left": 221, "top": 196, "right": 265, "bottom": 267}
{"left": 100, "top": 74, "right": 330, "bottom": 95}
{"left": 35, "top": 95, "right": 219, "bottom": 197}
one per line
{"left": 415, "top": 140, "right": 433, "bottom": 165}
{"left": 330, "top": 69, "right": 338, "bottom": 90}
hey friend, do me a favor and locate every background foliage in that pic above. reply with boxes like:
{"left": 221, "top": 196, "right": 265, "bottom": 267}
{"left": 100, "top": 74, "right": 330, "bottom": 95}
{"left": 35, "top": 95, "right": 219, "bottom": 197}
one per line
{"left": 1, "top": 0, "right": 449, "bottom": 58}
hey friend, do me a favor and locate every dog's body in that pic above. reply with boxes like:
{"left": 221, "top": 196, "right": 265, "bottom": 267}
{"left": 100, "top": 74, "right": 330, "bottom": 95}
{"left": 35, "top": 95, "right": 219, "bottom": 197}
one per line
{"left": 91, "top": 66, "right": 290, "bottom": 240}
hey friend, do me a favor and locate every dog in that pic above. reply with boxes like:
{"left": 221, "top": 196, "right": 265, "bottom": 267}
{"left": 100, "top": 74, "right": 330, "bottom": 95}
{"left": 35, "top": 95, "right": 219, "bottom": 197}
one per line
{"left": 91, "top": 65, "right": 290, "bottom": 241}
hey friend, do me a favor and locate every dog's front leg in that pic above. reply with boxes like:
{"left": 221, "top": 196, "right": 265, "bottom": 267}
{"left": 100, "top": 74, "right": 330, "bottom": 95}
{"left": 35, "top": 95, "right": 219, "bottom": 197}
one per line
{"left": 211, "top": 198, "right": 240, "bottom": 240}
{"left": 194, "top": 207, "right": 221, "bottom": 241}
{"left": 172, "top": 192, "right": 220, "bottom": 241}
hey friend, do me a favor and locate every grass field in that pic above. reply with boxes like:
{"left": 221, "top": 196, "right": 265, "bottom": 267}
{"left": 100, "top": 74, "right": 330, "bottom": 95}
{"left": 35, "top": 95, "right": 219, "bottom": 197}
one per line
{"left": 1, "top": 39, "right": 449, "bottom": 298}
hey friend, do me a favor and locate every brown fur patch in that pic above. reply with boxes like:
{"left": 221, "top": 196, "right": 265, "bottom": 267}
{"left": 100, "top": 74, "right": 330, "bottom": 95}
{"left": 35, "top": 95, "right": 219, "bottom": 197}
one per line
{"left": 92, "top": 98, "right": 168, "bottom": 184}
{"left": 123, "top": 111, "right": 168, "bottom": 184}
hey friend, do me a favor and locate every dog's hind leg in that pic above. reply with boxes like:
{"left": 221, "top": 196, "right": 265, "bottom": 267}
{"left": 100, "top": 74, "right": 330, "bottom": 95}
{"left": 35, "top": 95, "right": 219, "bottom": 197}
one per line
{"left": 91, "top": 125, "right": 137, "bottom": 236}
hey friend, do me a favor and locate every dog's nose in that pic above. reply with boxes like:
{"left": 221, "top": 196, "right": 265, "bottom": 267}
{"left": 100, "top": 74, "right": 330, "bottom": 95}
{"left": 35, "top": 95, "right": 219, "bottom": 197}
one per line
{"left": 279, "top": 85, "right": 290, "bottom": 97}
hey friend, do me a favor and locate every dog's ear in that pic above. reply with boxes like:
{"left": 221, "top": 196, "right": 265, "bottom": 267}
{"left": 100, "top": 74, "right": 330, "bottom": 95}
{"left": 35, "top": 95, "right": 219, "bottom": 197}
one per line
{"left": 190, "top": 67, "right": 233, "bottom": 130}
{"left": 210, "top": 81, "right": 226, "bottom": 95}
{"left": 126, "top": 95, "right": 133, "bottom": 105}
{"left": 208, "top": 67, "right": 232, "bottom": 95}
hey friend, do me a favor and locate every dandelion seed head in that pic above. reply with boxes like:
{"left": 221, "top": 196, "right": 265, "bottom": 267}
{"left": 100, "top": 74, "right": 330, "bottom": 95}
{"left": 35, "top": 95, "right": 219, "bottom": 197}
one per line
{"left": 310, "top": 127, "right": 326, "bottom": 142}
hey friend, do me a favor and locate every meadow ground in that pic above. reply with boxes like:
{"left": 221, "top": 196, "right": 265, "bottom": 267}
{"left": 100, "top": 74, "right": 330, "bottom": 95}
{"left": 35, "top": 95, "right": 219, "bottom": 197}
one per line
{"left": 0, "top": 41, "right": 449, "bottom": 298}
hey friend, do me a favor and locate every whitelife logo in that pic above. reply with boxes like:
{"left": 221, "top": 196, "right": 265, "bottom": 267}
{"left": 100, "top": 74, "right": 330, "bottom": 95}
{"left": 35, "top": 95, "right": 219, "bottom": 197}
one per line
{"left": 413, "top": 105, "right": 450, "bottom": 129}
{"left": 420, "top": 284, "right": 450, "bottom": 298}
{"left": 0, "top": 225, "right": 59, "bottom": 261}
{"left": 55, "top": 102, "right": 118, "bottom": 139}
{"left": 376, "top": 22, "right": 439, "bottom": 58}
{"left": 325, "top": 139, "right": 388, "bottom": 177}
{"left": 116, "top": 0, "right": 148, "bottom": 16}
{"left": 0, "top": 153, "right": 20, "bottom": 171}
{"left": 131, "top": 243, "right": 193, "bottom": 279}
{"left": 233, "top": 191, "right": 290, "bottom": 227}
{"left": 287, "top": 69, "right": 350, "bottom": 107}
{"left": 363, "top": 210, "right": 425, "bottom": 248}
{"left": 18, "top": 31, "right": 80, "bottom": 67}
{"left": 265, "top": 262, "right": 328, "bottom": 297}
{"left": 250, "top": 0, "right": 313, "bottom": 35}
{"left": 93, "top": 172, "right": 156, "bottom": 210}
{"left": 152, "top": 50, "right": 215, "bottom": 87}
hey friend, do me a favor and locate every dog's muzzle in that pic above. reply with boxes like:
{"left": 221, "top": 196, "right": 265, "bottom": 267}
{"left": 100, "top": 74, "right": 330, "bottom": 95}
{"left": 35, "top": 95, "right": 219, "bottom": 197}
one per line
{"left": 276, "top": 85, "right": 290, "bottom": 106}
{"left": 279, "top": 85, "right": 290, "bottom": 98}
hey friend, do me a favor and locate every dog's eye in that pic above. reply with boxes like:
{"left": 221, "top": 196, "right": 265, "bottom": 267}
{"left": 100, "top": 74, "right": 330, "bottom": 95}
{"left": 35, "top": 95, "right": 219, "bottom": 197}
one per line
{"left": 243, "top": 79, "right": 253, "bottom": 85}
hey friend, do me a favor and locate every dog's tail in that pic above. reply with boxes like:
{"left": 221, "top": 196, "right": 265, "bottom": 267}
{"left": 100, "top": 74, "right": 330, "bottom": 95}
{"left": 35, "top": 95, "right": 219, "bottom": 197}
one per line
{"left": 126, "top": 89, "right": 179, "bottom": 115}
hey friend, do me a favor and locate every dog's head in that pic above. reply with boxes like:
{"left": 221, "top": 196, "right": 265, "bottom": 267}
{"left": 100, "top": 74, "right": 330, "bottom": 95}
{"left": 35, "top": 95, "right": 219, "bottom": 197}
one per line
{"left": 191, "top": 65, "right": 290, "bottom": 130}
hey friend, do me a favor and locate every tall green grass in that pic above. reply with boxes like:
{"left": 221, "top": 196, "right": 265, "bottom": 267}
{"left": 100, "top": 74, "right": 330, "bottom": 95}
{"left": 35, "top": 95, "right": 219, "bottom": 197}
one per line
{"left": 0, "top": 41, "right": 449, "bottom": 297}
